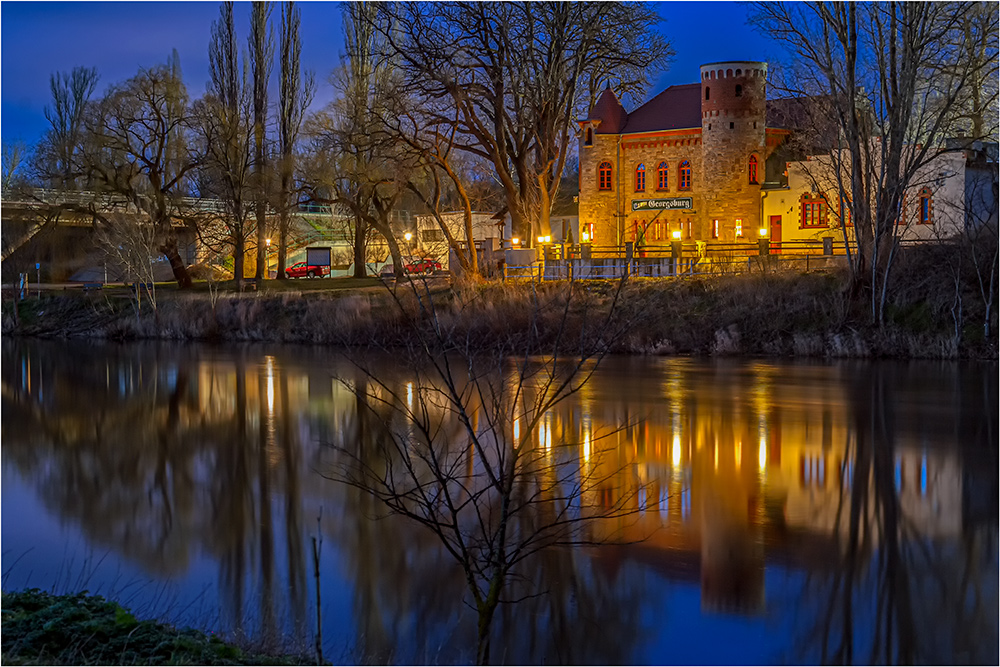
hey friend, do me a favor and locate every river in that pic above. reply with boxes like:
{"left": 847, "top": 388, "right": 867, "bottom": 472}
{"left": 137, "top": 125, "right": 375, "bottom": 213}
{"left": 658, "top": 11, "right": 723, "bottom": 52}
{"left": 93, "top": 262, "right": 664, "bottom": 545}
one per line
{"left": 2, "top": 339, "right": 996, "bottom": 664}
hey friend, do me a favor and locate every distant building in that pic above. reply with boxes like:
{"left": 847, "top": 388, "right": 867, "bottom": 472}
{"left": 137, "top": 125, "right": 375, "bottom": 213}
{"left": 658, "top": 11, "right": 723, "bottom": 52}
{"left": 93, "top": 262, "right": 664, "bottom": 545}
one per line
{"left": 579, "top": 60, "right": 998, "bottom": 251}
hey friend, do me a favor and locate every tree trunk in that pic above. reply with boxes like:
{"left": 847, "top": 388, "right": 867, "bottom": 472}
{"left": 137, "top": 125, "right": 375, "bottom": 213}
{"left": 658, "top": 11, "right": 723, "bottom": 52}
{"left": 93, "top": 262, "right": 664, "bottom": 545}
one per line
{"left": 352, "top": 215, "right": 367, "bottom": 278}
{"left": 276, "top": 209, "right": 289, "bottom": 280}
{"left": 234, "top": 235, "right": 246, "bottom": 283}
{"left": 159, "top": 234, "right": 193, "bottom": 289}
{"left": 475, "top": 602, "right": 498, "bottom": 665}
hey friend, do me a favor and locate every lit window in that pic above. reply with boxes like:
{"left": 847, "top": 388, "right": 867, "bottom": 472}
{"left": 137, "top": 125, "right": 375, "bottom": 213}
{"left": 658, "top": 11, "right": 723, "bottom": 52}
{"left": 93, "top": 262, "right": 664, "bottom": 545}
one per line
{"left": 657, "top": 162, "right": 668, "bottom": 190}
{"left": 598, "top": 161, "right": 612, "bottom": 190}
{"left": 635, "top": 163, "right": 645, "bottom": 192}
{"left": 748, "top": 155, "right": 758, "bottom": 184}
{"left": 712, "top": 219, "right": 719, "bottom": 239}
{"left": 678, "top": 160, "right": 691, "bottom": 190}
{"left": 735, "top": 219, "right": 743, "bottom": 237}
{"left": 919, "top": 188, "right": 932, "bottom": 224}
{"left": 801, "top": 194, "right": 827, "bottom": 228}
{"left": 840, "top": 195, "right": 853, "bottom": 227}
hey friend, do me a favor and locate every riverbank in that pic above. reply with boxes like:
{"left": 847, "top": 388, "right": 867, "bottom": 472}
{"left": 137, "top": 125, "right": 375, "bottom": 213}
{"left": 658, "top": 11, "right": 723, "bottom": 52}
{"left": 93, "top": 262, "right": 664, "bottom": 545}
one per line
{"left": 2, "top": 270, "right": 996, "bottom": 359}
{"left": 1, "top": 589, "right": 311, "bottom": 665}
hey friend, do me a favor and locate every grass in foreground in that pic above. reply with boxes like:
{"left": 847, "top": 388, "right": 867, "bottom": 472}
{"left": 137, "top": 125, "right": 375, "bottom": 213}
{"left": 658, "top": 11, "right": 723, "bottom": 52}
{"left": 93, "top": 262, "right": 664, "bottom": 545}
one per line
{"left": 1, "top": 589, "right": 311, "bottom": 666}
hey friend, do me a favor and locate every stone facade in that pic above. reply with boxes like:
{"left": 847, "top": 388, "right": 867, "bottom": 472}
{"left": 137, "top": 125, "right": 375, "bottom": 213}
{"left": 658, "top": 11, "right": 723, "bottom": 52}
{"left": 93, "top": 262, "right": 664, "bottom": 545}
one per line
{"left": 579, "top": 61, "right": 774, "bottom": 248}
{"left": 700, "top": 62, "right": 767, "bottom": 241}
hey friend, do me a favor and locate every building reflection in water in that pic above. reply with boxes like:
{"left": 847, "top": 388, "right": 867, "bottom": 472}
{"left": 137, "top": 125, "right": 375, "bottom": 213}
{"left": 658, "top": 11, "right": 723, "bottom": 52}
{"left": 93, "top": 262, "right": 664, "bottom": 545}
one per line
{"left": 1, "top": 339, "right": 996, "bottom": 664}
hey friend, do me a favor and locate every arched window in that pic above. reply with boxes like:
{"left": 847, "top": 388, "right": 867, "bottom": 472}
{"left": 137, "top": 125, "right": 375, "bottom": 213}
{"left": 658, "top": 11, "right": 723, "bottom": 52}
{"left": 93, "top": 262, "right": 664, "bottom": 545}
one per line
{"left": 634, "top": 163, "right": 646, "bottom": 192}
{"left": 705, "top": 86, "right": 710, "bottom": 101}
{"left": 678, "top": 160, "right": 691, "bottom": 190}
{"left": 918, "top": 188, "right": 932, "bottom": 224}
{"left": 657, "top": 162, "right": 669, "bottom": 190}
{"left": 598, "top": 161, "right": 612, "bottom": 190}
{"left": 801, "top": 193, "right": 827, "bottom": 228}
{"left": 748, "top": 155, "right": 758, "bottom": 184}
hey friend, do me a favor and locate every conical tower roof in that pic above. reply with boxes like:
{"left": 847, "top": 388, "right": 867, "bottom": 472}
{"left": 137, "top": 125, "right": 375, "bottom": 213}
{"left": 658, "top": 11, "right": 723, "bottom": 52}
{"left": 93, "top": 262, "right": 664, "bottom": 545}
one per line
{"left": 585, "top": 85, "right": 627, "bottom": 134}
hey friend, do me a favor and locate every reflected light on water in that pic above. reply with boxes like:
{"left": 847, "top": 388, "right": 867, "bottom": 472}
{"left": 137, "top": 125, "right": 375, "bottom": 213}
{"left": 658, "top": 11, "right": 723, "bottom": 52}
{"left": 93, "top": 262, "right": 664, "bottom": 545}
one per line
{"left": 758, "top": 438, "right": 767, "bottom": 472}
{"left": 735, "top": 440, "right": 742, "bottom": 469}
{"left": 582, "top": 418, "right": 591, "bottom": 465}
{"left": 406, "top": 382, "right": 413, "bottom": 409}
{"left": 672, "top": 434, "right": 681, "bottom": 467}
{"left": 265, "top": 356, "right": 275, "bottom": 414}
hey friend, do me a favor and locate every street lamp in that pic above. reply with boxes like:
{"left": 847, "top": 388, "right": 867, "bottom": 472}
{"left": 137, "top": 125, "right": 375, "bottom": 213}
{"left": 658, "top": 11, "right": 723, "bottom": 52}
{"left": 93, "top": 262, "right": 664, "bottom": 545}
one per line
{"left": 671, "top": 230, "right": 682, "bottom": 240}
{"left": 511, "top": 237, "right": 520, "bottom": 246}
{"left": 404, "top": 232, "right": 413, "bottom": 242}
{"left": 265, "top": 238, "right": 271, "bottom": 278}
{"left": 758, "top": 228, "right": 768, "bottom": 236}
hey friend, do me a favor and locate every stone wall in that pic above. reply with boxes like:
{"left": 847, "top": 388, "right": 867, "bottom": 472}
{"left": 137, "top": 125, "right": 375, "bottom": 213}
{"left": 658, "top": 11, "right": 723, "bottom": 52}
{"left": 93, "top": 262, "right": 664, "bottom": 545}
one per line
{"left": 700, "top": 62, "right": 767, "bottom": 242}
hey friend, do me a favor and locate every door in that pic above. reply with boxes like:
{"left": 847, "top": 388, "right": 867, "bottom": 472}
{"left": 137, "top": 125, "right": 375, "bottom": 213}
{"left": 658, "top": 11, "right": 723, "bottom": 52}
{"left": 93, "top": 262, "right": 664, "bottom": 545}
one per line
{"left": 769, "top": 215, "right": 782, "bottom": 254}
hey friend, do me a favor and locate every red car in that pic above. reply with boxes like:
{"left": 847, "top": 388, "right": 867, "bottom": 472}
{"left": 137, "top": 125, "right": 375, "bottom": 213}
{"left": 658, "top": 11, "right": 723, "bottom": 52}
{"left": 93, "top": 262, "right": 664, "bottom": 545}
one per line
{"left": 404, "top": 258, "right": 442, "bottom": 275}
{"left": 284, "top": 262, "right": 330, "bottom": 279}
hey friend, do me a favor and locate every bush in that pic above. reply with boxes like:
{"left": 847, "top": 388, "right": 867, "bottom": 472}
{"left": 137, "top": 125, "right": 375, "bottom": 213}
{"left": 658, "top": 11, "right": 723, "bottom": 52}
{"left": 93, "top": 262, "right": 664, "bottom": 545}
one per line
{"left": 1, "top": 589, "right": 309, "bottom": 666}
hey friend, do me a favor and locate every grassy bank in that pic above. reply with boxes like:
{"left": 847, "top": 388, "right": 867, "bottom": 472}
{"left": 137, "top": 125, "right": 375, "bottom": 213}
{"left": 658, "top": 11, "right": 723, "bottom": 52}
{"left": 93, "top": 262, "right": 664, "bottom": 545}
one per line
{"left": 2, "top": 268, "right": 996, "bottom": 359}
{"left": 1, "top": 589, "right": 310, "bottom": 665}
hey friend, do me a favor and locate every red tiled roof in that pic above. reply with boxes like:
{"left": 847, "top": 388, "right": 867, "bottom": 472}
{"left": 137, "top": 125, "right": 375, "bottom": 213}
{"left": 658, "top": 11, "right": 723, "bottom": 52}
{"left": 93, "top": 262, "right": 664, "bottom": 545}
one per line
{"left": 587, "top": 86, "right": 627, "bottom": 134}
{"left": 622, "top": 83, "right": 703, "bottom": 133}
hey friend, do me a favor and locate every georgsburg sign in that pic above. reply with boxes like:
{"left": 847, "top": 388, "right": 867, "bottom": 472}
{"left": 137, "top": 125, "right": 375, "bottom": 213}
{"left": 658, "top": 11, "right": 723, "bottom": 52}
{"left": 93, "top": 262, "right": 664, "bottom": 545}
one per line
{"left": 631, "top": 197, "right": 694, "bottom": 212}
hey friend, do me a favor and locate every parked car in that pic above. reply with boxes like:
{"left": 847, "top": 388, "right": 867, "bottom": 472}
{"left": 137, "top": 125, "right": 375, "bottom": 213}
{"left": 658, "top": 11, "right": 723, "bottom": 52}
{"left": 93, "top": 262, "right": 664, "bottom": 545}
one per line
{"left": 284, "top": 262, "right": 330, "bottom": 279}
{"left": 404, "top": 258, "right": 442, "bottom": 275}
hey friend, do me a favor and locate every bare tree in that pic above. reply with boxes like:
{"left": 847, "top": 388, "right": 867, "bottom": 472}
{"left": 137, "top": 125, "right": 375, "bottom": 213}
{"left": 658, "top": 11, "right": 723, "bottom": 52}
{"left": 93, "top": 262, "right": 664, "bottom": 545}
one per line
{"left": 751, "top": 2, "right": 999, "bottom": 324}
{"left": 275, "top": 1, "right": 315, "bottom": 280}
{"left": 79, "top": 63, "right": 199, "bottom": 288}
{"left": 33, "top": 66, "right": 99, "bottom": 189}
{"left": 93, "top": 213, "right": 160, "bottom": 314}
{"left": 2, "top": 140, "right": 29, "bottom": 190}
{"left": 302, "top": 3, "right": 411, "bottom": 279}
{"left": 249, "top": 1, "right": 274, "bottom": 280}
{"left": 327, "top": 276, "right": 642, "bottom": 664}
{"left": 194, "top": 1, "right": 255, "bottom": 284}
{"left": 364, "top": 2, "right": 672, "bottom": 245}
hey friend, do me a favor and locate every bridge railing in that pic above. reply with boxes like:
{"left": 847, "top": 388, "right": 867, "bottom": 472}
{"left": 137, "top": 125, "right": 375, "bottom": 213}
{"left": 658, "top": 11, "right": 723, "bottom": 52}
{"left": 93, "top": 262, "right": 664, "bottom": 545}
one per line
{"left": 1, "top": 188, "right": 348, "bottom": 220}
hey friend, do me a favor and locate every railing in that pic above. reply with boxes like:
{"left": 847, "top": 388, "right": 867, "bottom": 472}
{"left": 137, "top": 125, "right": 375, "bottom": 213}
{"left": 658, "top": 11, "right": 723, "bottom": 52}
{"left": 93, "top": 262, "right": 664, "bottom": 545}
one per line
{"left": 1, "top": 188, "right": 345, "bottom": 218}
{"left": 505, "top": 238, "right": 853, "bottom": 282}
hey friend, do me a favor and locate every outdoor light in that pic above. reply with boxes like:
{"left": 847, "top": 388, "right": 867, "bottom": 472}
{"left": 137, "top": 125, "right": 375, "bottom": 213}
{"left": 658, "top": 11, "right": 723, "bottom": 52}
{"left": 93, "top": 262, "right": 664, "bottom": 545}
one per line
{"left": 511, "top": 237, "right": 520, "bottom": 245}
{"left": 537, "top": 235, "right": 545, "bottom": 244}
{"left": 671, "top": 230, "right": 682, "bottom": 240}
{"left": 545, "top": 235, "right": 551, "bottom": 243}
{"left": 759, "top": 228, "right": 768, "bottom": 236}
{"left": 581, "top": 231, "right": 590, "bottom": 241}
{"left": 404, "top": 232, "right": 413, "bottom": 242}
{"left": 265, "top": 237, "right": 271, "bottom": 247}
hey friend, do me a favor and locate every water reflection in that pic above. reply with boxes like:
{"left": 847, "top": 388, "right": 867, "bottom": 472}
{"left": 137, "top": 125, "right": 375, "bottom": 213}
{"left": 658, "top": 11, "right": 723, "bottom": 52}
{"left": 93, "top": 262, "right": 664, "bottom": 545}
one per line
{"left": 1, "top": 339, "right": 996, "bottom": 664}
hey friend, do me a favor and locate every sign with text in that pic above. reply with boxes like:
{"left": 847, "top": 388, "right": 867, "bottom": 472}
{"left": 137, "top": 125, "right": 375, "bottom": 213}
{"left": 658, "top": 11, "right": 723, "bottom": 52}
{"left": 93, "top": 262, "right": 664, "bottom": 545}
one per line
{"left": 631, "top": 197, "right": 693, "bottom": 212}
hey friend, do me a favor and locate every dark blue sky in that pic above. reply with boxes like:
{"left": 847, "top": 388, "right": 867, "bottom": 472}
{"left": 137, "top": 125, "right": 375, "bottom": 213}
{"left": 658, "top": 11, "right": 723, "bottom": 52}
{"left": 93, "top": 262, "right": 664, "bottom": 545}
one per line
{"left": 1, "top": 1, "right": 778, "bottom": 147}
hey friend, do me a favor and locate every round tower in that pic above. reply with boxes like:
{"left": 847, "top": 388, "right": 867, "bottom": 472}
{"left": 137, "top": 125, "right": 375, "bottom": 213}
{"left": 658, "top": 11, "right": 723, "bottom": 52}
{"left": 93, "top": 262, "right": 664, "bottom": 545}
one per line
{"left": 699, "top": 62, "right": 767, "bottom": 241}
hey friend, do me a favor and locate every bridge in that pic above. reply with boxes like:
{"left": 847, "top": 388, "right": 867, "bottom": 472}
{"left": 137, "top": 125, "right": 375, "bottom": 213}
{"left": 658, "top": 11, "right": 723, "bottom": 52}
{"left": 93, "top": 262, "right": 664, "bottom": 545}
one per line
{"left": 0, "top": 188, "right": 357, "bottom": 277}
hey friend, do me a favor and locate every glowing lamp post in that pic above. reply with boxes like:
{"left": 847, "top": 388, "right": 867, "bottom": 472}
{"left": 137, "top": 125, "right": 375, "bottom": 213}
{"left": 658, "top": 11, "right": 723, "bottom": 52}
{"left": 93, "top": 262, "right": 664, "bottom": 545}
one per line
{"left": 265, "top": 238, "right": 271, "bottom": 278}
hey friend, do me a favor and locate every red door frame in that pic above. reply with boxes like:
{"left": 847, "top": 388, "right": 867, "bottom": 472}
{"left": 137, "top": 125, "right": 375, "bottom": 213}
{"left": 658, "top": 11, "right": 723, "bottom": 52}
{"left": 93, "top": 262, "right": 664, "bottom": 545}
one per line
{"left": 769, "top": 215, "right": 782, "bottom": 253}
